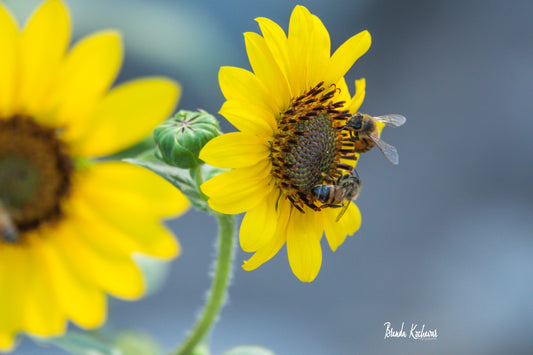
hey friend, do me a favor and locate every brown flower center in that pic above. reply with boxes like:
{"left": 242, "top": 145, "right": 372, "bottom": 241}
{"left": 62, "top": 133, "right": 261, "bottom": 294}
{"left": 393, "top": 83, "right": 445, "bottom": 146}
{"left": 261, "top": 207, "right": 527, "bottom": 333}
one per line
{"left": 270, "top": 82, "right": 358, "bottom": 212}
{"left": 0, "top": 116, "right": 73, "bottom": 242}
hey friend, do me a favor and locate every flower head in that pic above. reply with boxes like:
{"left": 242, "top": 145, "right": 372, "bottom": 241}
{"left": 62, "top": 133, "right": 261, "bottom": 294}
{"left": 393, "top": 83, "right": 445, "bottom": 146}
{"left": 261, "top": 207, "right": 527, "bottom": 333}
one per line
{"left": 0, "top": 0, "right": 187, "bottom": 350}
{"left": 200, "top": 5, "right": 381, "bottom": 282}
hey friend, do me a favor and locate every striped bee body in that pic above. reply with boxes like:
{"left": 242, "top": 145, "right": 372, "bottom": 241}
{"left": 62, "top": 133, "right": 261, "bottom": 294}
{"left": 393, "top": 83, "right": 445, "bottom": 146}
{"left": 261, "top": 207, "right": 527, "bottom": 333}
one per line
{"left": 340, "top": 112, "right": 406, "bottom": 165}
{"left": 311, "top": 171, "right": 361, "bottom": 222}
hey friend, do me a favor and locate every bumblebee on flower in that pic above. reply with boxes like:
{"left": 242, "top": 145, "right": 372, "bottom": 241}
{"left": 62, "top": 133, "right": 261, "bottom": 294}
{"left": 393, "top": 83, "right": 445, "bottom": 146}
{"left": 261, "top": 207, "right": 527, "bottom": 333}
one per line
{"left": 200, "top": 5, "right": 400, "bottom": 282}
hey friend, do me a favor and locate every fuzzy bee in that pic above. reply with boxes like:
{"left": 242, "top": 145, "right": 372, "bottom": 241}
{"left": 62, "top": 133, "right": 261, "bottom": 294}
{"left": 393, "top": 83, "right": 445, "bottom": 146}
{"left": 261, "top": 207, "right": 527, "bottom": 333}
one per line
{"left": 311, "top": 170, "right": 362, "bottom": 222}
{"left": 341, "top": 113, "right": 406, "bottom": 165}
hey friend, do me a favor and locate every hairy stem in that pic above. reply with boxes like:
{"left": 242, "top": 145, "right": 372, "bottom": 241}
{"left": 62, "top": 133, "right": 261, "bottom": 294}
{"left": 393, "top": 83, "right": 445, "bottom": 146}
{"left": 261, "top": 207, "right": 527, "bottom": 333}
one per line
{"left": 172, "top": 212, "right": 236, "bottom": 355}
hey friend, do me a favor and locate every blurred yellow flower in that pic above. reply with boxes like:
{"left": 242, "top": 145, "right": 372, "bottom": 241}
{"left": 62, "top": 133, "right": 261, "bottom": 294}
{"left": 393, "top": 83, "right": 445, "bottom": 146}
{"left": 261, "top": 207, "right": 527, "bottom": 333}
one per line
{"left": 200, "top": 5, "right": 378, "bottom": 282}
{"left": 0, "top": 0, "right": 187, "bottom": 351}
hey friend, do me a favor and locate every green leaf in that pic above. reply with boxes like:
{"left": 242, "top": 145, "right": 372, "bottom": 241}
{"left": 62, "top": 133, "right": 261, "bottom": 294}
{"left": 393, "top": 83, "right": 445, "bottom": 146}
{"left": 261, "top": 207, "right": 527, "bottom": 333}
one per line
{"left": 134, "top": 254, "right": 171, "bottom": 297}
{"left": 113, "top": 330, "right": 163, "bottom": 355}
{"left": 220, "top": 345, "right": 276, "bottom": 355}
{"left": 125, "top": 150, "right": 209, "bottom": 211}
{"left": 31, "top": 331, "right": 119, "bottom": 355}
{"left": 191, "top": 343, "right": 211, "bottom": 355}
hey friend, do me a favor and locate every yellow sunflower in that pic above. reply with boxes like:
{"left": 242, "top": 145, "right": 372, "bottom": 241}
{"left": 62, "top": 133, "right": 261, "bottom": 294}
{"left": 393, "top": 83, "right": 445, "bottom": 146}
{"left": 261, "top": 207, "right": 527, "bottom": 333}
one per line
{"left": 0, "top": 0, "right": 188, "bottom": 351}
{"left": 200, "top": 5, "right": 382, "bottom": 282}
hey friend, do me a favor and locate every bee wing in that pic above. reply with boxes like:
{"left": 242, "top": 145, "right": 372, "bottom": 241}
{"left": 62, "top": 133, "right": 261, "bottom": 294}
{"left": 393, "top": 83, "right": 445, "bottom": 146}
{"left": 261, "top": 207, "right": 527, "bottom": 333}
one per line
{"left": 351, "top": 168, "right": 360, "bottom": 180}
{"left": 335, "top": 202, "right": 351, "bottom": 222}
{"left": 369, "top": 134, "right": 399, "bottom": 165}
{"left": 374, "top": 114, "right": 406, "bottom": 128}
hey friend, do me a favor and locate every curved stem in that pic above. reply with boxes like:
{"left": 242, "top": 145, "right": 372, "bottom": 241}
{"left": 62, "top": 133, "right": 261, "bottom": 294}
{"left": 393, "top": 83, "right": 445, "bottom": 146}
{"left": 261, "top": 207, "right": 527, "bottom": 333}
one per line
{"left": 172, "top": 212, "right": 236, "bottom": 355}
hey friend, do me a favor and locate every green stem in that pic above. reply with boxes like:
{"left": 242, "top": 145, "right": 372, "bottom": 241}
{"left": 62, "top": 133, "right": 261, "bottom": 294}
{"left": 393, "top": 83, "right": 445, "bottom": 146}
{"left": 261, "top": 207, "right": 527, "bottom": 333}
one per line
{"left": 172, "top": 212, "right": 236, "bottom": 355}
{"left": 190, "top": 165, "right": 209, "bottom": 203}
{"left": 190, "top": 165, "right": 204, "bottom": 190}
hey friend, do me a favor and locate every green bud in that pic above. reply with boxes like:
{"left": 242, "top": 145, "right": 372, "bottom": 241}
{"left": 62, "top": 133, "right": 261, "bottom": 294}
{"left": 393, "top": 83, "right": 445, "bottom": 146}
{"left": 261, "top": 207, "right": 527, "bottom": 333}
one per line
{"left": 154, "top": 110, "right": 221, "bottom": 169}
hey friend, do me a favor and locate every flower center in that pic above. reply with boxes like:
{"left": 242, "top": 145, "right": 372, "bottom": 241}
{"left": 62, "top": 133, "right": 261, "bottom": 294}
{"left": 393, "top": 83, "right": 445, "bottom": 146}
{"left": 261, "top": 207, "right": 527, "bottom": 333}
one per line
{"left": 0, "top": 116, "right": 73, "bottom": 242}
{"left": 270, "top": 82, "right": 358, "bottom": 212}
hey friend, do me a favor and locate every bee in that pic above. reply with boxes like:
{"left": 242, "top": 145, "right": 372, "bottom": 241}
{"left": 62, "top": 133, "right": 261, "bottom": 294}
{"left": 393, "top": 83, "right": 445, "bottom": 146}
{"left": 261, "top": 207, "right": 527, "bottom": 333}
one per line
{"left": 311, "top": 170, "right": 362, "bottom": 222}
{"left": 341, "top": 113, "right": 406, "bottom": 165}
{"left": 0, "top": 202, "right": 17, "bottom": 243}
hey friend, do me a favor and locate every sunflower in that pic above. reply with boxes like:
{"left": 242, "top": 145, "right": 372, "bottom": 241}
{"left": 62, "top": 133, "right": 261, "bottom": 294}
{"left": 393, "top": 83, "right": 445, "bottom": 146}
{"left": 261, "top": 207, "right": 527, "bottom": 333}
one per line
{"left": 200, "top": 5, "right": 383, "bottom": 282}
{"left": 0, "top": 0, "right": 188, "bottom": 351}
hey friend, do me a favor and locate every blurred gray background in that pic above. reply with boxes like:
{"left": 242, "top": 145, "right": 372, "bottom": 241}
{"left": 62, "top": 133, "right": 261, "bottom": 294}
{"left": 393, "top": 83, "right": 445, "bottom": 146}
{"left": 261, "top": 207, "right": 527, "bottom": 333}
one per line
{"left": 10, "top": 0, "right": 533, "bottom": 354}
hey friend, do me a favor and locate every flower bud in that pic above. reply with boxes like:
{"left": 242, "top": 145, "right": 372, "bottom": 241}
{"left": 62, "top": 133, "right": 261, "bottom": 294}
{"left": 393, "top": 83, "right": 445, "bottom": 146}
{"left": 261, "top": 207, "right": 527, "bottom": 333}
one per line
{"left": 154, "top": 110, "right": 221, "bottom": 169}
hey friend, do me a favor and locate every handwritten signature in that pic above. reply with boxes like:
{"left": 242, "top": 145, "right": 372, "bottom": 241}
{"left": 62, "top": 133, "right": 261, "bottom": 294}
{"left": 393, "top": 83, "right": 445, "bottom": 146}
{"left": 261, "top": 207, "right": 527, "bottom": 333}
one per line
{"left": 384, "top": 321, "right": 438, "bottom": 340}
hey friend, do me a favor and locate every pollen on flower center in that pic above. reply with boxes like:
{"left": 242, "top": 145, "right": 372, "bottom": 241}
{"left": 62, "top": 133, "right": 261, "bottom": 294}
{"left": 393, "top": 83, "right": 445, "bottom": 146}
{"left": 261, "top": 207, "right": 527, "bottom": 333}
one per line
{"left": 0, "top": 116, "right": 73, "bottom": 241}
{"left": 270, "top": 82, "right": 358, "bottom": 212}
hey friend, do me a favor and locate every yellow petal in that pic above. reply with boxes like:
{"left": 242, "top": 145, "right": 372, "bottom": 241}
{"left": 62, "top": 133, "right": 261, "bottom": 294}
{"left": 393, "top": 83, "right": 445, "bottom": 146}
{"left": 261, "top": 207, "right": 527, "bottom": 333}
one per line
{"left": 244, "top": 32, "right": 291, "bottom": 111}
{"left": 0, "top": 333, "right": 16, "bottom": 353}
{"left": 323, "top": 202, "right": 361, "bottom": 251}
{"left": 219, "top": 66, "right": 278, "bottom": 115}
{"left": 344, "top": 202, "right": 362, "bottom": 236}
{"left": 50, "top": 219, "right": 145, "bottom": 299}
{"left": 239, "top": 188, "right": 280, "bottom": 252}
{"left": 323, "top": 30, "right": 371, "bottom": 89}
{"left": 23, "top": 237, "right": 66, "bottom": 336}
{"left": 70, "top": 78, "right": 180, "bottom": 157}
{"left": 49, "top": 30, "right": 123, "bottom": 130}
{"left": 199, "top": 132, "right": 270, "bottom": 168}
{"left": 78, "top": 161, "right": 188, "bottom": 218}
{"left": 286, "top": 209, "right": 323, "bottom": 282}
{"left": 201, "top": 159, "right": 274, "bottom": 214}
{"left": 202, "top": 157, "right": 273, "bottom": 197}
{"left": 71, "top": 163, "right": 183, "bottom": 259}
{"left": 242, "top": 198, "right": 291, "bottom": 270}
{"left": 347, "top": 78, "right": 366, "bottom": 113}
{"left": 70, "top": 195, "right": 180, "bottom": 259}
{"left": 255, "top": 17, "right": 291, "bottom": 89}
{"left": 37, "top": 235, "right": 106, "bottom": 328}
{"left": 219, "top": 99, "right": 276, "bottom": 136}
{"left": 287, "top": 5, "right": 313, "bottom": 95}
{"left": 206, "top": 182, "right": 274, "bottom": 215}
{"left": 17, "top": 0, "right": 70, "bottom": 118}
{"left": 306, "top": 13, "right": 331, "bottom": 89}
{"left": 258, "top": 9, "right": 331, "bottom": 92}
{"left": 323, "top": 208, "right": 345, "bottom": 252}
{"left": 64, "top": 196, "right": 137, "bottom": 256}
{"left": 0, "top": 4, "right": 18, "bottom": 118}
{"left": 334, "top": 76, "right": 352, "bottom": 107}
{"left": 0, "top": 246, "right": 28, "bottom": 351}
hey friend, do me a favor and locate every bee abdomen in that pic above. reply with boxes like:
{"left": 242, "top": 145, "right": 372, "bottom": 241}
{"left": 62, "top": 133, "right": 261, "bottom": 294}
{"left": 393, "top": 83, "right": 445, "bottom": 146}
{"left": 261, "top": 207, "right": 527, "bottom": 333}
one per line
{"left": 311, "top": 185, "right": 336, "bottom": 204}
{"left": 353, "top": 137, "right": 375, "bottom": 153}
